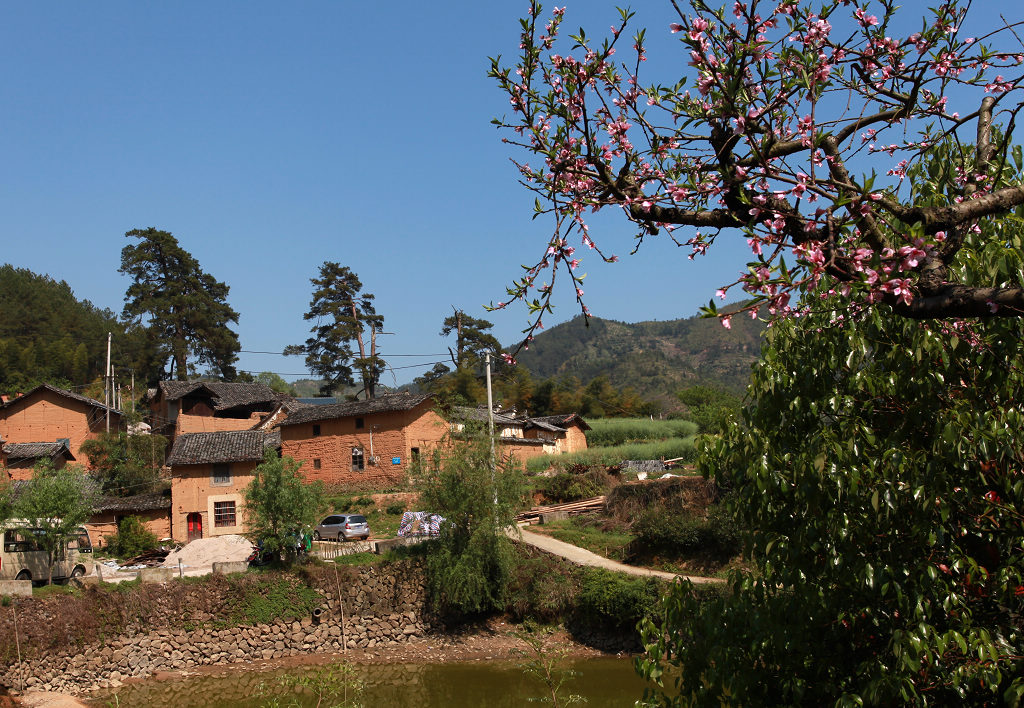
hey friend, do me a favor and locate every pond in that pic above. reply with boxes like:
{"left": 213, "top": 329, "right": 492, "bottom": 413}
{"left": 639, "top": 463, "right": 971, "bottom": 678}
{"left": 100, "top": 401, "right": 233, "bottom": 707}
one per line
{"left": 91, "top": 657, "right": 649, "bottom": 707}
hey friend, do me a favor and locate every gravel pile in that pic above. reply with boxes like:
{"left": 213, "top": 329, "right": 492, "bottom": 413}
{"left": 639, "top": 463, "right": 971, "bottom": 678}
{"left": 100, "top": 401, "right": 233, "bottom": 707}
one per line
{"left": 161, "top": 534, "right": 252, "bottom": 569}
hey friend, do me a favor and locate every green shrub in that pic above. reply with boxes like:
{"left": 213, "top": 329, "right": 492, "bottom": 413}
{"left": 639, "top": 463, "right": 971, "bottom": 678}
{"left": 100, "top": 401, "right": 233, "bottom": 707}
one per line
{"left": 107, "top": 515, "right": 158, "bottom": 559}
{"left": 354, "top": 495, "right": 374, "bottom": 507}
{"left": 575, "top": 568, "right": 661, "bottom": 632}
{"left": 542, "top": 469, "right": 608, "bottom": 503}
{"left": 632, "top": 503, "right": 740, "bottom": 558}
{"left": 385, "top": 501, "right": 406, "bottom": 515}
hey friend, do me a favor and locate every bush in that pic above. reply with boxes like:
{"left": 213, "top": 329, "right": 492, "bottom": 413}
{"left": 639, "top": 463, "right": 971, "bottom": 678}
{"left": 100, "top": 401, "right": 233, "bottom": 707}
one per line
{"left": 631, "top": 503, "right": 740, "bottom": 558}
{"left": 541, "top": 469, "right": 609, "bottom": 503}
{"left": 575, "top": 568, "right": 661, "bottom": 632}
{"left": 107, "top": 515, "right": 158, "bottom": 559}
{"left": 354, "top": 495, "right": 374, "bottom": 508}
{"left": 385, "top": 502, "right": 406, "bottom": 515}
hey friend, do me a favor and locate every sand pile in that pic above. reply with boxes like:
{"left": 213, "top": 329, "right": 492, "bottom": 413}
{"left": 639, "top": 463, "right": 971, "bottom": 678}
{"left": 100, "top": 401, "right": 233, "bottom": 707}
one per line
{"left": 162, "top": 534, "right": 252, "bottom": 568}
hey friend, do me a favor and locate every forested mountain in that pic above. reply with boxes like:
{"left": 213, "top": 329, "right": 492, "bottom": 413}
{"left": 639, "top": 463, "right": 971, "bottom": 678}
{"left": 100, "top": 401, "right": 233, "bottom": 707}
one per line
{"left": 513, "top": 308, "right": 764, "bottom": 406}
{"left": 0, "top": 265, "right": 161, "bottom": 396}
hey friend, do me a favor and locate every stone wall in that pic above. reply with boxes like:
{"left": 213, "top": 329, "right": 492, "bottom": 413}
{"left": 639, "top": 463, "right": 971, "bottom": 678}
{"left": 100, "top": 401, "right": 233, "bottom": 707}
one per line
{"left": 0, "top": 562, "right": 430, "bottom": 696}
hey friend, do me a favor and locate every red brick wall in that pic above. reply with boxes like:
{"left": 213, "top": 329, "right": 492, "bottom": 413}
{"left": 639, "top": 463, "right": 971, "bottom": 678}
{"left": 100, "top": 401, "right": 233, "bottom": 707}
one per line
{"left": 0, "top": 389, "right": 119, "bottom": 469}
{"left": 280, "top": 402, "right": 448, "bottom": 488}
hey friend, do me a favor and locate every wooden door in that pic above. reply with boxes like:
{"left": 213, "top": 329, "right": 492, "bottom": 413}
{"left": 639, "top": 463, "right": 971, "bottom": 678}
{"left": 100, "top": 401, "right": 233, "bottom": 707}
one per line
{"left": 186, "top": 513, "right": 203, "bottom": 542}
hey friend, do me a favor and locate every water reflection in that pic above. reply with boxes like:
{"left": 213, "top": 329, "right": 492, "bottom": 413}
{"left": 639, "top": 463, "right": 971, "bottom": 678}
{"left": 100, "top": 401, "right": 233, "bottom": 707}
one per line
{"left": 91, "top": 657, "right": 645, "bottom": 707}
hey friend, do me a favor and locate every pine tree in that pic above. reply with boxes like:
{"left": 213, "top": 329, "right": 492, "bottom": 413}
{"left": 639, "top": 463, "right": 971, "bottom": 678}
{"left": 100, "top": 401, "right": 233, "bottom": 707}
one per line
{"left": 120, "top": 228, "right": 241, "bottom": 380}
{"left": 285, "top": 262, "right": 385, "bottom": 398}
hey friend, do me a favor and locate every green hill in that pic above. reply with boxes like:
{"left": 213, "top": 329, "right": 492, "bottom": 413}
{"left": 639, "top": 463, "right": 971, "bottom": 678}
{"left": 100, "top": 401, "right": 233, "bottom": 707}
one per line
{"left": 513, "top": 307, "right": 764, "bottom": 407}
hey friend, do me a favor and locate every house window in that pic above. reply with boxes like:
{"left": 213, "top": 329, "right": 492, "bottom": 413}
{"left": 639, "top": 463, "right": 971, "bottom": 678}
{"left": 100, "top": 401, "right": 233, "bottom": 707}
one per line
{"left": 212, "top": 463, "right": 231, "bottom": 486}
{"left": 355, "top": 417, "right": 364, "bottom": 429}
{"left": 352, "top": 447, "right": 365, "bottom": 472}
{"left": 411, "top": 447, "right": 420, "bottom": 464}
{"left": 213, "top": 501, "right": 236, "bottom": 527}
{"left": 312, "top": 424, "right": 321, "bottom": 437}
{"left": 313, "top": 458, "right": 321, "bottom": 470}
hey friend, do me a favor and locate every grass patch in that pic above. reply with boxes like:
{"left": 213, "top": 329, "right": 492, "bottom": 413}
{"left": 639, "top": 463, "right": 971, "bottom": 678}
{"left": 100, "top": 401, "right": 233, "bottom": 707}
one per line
{"left": 229, "top": 575, "right": 322, "bottom": 626}
{"left": 333, "top": 552, "right": 385, "bottom": 567}
{"left": 526, "top": 437, "right": 698, "bottom": 474}
{"left": 32, "top": 583, "right": 79, "bottom": 598}
{"left": 534, "top": 517, "right": 635, "bottom": 561}
{"left": 586, "top": 418, "right": 699, "bottom": 447}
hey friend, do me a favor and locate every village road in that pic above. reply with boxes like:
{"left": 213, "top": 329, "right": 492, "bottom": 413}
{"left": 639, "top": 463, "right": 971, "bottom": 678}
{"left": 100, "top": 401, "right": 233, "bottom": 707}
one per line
{"left": 510, "top": 525, "right": 724, "bottom": 584}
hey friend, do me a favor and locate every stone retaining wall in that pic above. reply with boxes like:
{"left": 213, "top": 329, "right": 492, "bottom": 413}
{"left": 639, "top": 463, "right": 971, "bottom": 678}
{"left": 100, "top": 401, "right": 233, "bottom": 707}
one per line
{"left": 0, "top": 562, "right": 430, "bottom": 696}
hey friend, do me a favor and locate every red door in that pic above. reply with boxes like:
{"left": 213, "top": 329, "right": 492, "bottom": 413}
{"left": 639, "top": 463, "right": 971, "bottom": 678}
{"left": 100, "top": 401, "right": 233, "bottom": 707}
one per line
{"left": 187, "top": 513, "right": 203, "bottom": 542}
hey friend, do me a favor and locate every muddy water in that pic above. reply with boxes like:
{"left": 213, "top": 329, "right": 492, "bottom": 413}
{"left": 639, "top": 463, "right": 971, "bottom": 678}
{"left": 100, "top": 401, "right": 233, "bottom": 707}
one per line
{"left": 91, "top": 657, "right": 646, "bottom": 707}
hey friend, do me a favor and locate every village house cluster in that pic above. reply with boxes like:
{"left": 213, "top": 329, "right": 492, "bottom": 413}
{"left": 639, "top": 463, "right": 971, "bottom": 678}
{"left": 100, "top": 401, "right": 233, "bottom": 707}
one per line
{"left": 0, "top": 381, "right": 589, "bottom": 547}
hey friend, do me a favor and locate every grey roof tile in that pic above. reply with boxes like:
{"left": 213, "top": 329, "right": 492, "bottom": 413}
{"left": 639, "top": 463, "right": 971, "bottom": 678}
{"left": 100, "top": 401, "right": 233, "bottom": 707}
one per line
{"left": 166, "top": 429, "right": 281, "bottom": 466}
{"left": 281, "top": 393, "right": 433, "bottom": 427}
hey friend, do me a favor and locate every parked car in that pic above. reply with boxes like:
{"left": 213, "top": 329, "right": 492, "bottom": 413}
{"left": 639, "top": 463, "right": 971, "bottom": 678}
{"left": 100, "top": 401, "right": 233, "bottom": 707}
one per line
{"left": 314, "top": 514, "right": 370, "bottom": 542}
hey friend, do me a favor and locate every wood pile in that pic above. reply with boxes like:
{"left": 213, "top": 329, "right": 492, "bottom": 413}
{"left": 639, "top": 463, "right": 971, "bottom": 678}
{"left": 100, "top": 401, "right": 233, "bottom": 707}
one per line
{"left": 515, "top": 496, "right": 606, "bottom": 525}
{"left": 123, "top": 548, "right": 170, "bottom": 567}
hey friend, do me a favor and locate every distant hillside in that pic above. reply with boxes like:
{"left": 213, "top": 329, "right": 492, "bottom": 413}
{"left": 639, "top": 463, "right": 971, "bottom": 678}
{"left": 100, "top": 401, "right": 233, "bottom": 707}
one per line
{"left": 513, "top": 308, "right": 764, "bottom": 406}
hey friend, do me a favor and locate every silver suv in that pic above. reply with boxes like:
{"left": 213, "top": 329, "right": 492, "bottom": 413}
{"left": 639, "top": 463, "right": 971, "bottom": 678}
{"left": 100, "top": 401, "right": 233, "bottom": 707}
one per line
{"left": 314, "top": 514, "right": 370, "bottom": 542}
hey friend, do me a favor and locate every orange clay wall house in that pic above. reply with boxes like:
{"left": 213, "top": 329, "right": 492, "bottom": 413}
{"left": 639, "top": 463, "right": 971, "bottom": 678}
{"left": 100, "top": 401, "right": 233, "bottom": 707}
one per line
{"left": 523, "top": 413, "right": 591, "bottom": 454}
{"left": 278, "top": 393, "right": 448, "bottom": 488}
{"left": 166, "top": 429, "right": 280, "bottom": 542}
{"left": 452, "top": 407, "right": 590, "bottom": 462}
{"left": 145, "top": 381, "right": 287, "bottom": 443}
{"left": 0, "top": 384, "right": 121, "bottom": 480}
{"left": 86, "top": 492, "right": 172, "bottom": 549}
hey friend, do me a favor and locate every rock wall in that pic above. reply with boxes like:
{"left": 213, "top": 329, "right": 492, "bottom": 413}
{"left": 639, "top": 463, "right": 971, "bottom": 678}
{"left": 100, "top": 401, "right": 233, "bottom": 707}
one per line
{"left": 0, "top": 562, "right": 430, "bottom": 696}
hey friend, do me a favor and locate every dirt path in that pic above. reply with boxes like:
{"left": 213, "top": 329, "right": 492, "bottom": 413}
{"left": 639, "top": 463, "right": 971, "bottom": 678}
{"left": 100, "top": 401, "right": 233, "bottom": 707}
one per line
{"left": 511, "top": 525, "right": 723, "bottom": 584}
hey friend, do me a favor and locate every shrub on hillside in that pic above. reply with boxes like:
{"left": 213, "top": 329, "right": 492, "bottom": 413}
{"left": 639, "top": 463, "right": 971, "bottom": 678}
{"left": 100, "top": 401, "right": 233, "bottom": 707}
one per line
{"left": 575, "top": 568, "right": 661, "bottom": 632}
{"left": 542, "top": 469, "right": 609, "bottom": 503}
{"left": 632, "top": 503, "right": 740, "bottom": 558}
{"left": 107, "top": 515, "right": 159, "bottom": 559}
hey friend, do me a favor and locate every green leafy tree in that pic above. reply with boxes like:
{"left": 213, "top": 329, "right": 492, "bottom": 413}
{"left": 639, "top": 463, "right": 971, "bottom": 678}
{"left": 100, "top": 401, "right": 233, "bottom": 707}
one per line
{"left": 417, "top": 421, "right": 526, "bottom": 615}
{"left": 285, "top": 262, "right": 385, "bottom": 398}
{"left": 255, "top": 371, "right": 295, "bottom": 395}
{"left": 12, "top": 461, "right": 99, "bottom": 585}
{"left": 107, "top": 515, "right": 159, "bottom": 559}
{"left": 676, "top": 384, "right": 742, "bottom": 434}
{"left": 120, "top": 227, "right": 241, "bottom": 380}
{"left": 80, "top": 432, "right": 168, "bottom": 497}
{"left": 0, "top": 478, "right": 12, "bottom": 526}
{"left": 638, "top": 135, "right": 1024, "bottom": 705}
{"left": 244, "top": 450, "right": 326, "bottom": 561}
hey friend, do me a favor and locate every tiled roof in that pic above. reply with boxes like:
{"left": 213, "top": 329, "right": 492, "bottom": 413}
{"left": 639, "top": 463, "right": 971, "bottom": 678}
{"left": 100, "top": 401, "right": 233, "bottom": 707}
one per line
{"left": 281, "top": 393, "right": 433, "bottom": 427}
{"left": 2, "top": 440, "right": 75, "bottom": 461}
{"left": 157, "top": 381, "right": 285, "bottom": 411}
{"left": 1, "top": 383, "right": 120, "bottom": 415}
{"left": 455, "top": 406, "right": 524, "bottom": 427}
{"left": 93, "top": 491, "right": 171, "bottom": 514}
{"left": 528, "top": 413, "right": 591, "bottom": 431}
{"left": 166, "top": 429, "right": 281, "bottom": 466}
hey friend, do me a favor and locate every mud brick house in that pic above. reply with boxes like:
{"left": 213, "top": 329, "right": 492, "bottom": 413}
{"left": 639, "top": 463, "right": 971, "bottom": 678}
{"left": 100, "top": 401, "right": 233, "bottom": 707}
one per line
{"left": 145, "top": 381, "right": 288, "bottom": 441}
{"left": 86, "top": 491, "right": 172, "bottom": 548}
{"left": 453, "top": 407, "right": 590, "bottom": 461}
{"left": 1, "top": 440, "right": 76, "bottom": 479}
{"left": 0, "top": 384, "right": 121, "bottom": 479}
{"left": 278, "top": 393, "right": 447, "bottom": 488}
{"left": 524, "top": 413, "right": 591, "bottom": 454}
{"left": 166, "top": 429, "right": 280, "bottom": 542}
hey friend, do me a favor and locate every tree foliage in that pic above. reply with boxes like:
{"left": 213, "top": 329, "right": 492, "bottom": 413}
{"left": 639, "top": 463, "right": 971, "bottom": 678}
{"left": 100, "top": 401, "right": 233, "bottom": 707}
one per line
{"left": 79, "top": 432, "right": 168, "bottom": 497}
{"left": 676, "top": 384, "right": 742, "bottom": 433}
{"left": 441, "top": 309, "right": 502, "bottom": 370}
{"left": 285, "top": 262, "right": 385, "bottom": 398}
{"left": 417, "top": 422, "right": 526, "bottom": 615}
{"left": 244, "top": 450, "right": 326, "bottom": 561}
{"left": 0, "top": 264, "right": 162, "bottom": 394}
{"left": 493, "top": 0, "right": 1024, "bottom": 341}
{"left": 12, "top": 461, "right": 99, "bottom": 585}
{"left": 120, "top": 227, "right": 241, "bottom": 380}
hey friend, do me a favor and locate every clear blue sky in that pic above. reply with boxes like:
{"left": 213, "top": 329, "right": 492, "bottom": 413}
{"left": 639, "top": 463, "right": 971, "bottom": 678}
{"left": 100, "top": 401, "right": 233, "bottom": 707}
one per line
{"left": 0, "top": 1, "right": 1007, "bottom": 385}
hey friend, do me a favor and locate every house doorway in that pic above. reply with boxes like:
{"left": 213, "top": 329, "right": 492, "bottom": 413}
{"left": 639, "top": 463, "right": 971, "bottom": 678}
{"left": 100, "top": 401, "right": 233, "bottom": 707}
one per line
{"left": 187, "top": 512, "right": 203, "bottom": 542}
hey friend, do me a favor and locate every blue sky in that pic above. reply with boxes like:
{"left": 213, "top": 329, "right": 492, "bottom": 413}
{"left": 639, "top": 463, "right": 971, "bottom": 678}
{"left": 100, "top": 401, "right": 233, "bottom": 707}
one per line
{"left": 0, "top": 1, "right": 1009, "bottom": 385}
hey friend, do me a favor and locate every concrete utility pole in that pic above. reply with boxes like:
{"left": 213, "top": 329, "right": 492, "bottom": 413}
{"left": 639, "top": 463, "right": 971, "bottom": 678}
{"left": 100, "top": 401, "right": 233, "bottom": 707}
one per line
{"left": 105, "top": 332, "right": 112, "bottom": 433}
{"left": 485, "top": 351, "right": 498, "bottom": 517}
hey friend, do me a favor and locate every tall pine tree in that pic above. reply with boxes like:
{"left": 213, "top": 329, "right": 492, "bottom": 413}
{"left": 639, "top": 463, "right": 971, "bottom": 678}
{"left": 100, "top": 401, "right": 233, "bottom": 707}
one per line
{"left": 120, "top": 228, "right": 241, "bottom": 380}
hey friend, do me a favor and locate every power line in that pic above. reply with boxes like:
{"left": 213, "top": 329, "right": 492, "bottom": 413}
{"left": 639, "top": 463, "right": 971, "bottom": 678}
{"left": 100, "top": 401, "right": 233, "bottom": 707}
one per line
{"left": 239, "top": 349, "right": 450, "bottom": 357}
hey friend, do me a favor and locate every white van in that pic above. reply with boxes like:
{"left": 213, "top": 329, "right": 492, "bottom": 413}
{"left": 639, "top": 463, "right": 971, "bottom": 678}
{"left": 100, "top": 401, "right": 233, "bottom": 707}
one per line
{"left": 0, "top": 523, "right": 95, "bottom": 584}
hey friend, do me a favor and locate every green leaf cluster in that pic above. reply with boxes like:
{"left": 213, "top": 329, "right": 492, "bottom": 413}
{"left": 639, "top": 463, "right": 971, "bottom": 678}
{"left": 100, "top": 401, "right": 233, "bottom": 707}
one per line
{"left": 416, "top": 422, "right": 526, "bottom": 615}
{"left": 243, "top": 451, "right": 326, "bottom": 561}
{"left": 639, "top": 294, "right": 1024, "bottom": 705}
{"left": 79, "top": 432, "right": 168, "bottom": 497}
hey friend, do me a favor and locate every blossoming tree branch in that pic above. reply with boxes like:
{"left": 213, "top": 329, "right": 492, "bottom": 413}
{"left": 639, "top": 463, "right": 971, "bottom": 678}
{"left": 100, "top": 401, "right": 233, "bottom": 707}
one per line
{"left": 489, "top": 0, "right": 1024, "bottom": 344}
